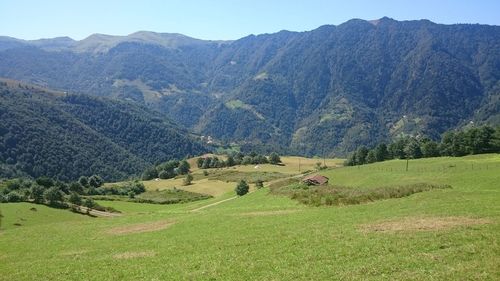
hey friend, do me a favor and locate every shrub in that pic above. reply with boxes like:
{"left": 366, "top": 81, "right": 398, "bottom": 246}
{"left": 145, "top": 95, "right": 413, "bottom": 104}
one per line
{"left": 69, "top": 192, "right": 82, "bottom": 205}
{"left": 6, "top": 191, "right": 24, "bottom": 202}
{"left": 235, "top": 180, "right": 249, "bottom": 196}
{"left": 269, "top": 152, "right": 281, "bottom": 164}
{"left": 30, "top": 185, "right": 45, "bottom": 203}
{"left": 84, "top": 198, "right": 95, "bottom": 209}
{"left": 44, "top": 186, "right": 64, "bottom": 206}
{"left": 255, "top": 179, "right": 264, "bottom": 189}
{"left": 183, "top": 174, "right": 193, "bottom": 186}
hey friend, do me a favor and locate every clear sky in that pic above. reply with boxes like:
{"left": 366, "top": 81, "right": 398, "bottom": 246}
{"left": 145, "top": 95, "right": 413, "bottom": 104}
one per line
{"left": 1, "top": 0, "right": 499, "bottom": 40}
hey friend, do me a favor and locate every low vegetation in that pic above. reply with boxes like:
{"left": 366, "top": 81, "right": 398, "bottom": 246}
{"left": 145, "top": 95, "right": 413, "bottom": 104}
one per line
{"left": 271, "top": 181, "right": 451, "bottom": 206}
{"left": 196, "top": 152, "right": 282, "bottom": 169}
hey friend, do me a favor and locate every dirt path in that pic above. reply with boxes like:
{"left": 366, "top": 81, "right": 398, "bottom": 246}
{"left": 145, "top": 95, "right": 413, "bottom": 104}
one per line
{"left": 77, "top": 206, "right": 122, "bottom": 217}
{"left": 190, "top": 196, "right": 238, "bottom": 212}
{"left": 189, "top": 172, "right": 312, "bottom": 212}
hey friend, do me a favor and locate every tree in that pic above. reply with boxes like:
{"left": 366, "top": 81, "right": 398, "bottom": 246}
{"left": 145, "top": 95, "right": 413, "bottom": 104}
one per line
{"left": 366, "top": 150, "right": 377, "bottom": 163}
{"left": 177, "top": 160, "right": 190, "bottom": 175}
{"left": 374, "top": 143, "right": 389, "bottom": 162}
{"left": 183, "top": 174, "right": 194, "bottom": 186}
{"left": 69, "top": 182, "right": 84, "bottom": 194}
{"left": 235, "top": 180, "right": 249, "bottom": 196}
{"left": 197, "top": 157, "right": 204, "bottom": 168}
{"left": 158, "top": 170, "right": 175, "bottom": 179}
{"left": 226, "top": 156, "right": 235, "bottom": 167}
{"left": 69, "top": 192, "right": 82, "bottom": 205}
{"left": 201, "top": 157, "right": 211, "bottom": 169}
{"left": 404, "top": 138, "right": 422, "bottom": 159}
{"left": 44, "top": 186, "right": 64, "bottom": 206}
{"left": 88, "top": 175, "right": 104, "bottom": 188}
{"left": 84, "top": 198, "right": 95, "bottom": 209}
{"left": 389, "top": 138, "right": 408, "bottom": 159}
{"left": 421, "top": 141, "right": 440, "bottom": 157}
{"left": 241, "top": 156, "right": 253, "bottom": 165}
{"left": 142, "top": 167, "right": 158, "bottom": 180}
{"left": 78, "top": 176, "right": 89, "bottom": 187}
{"left": 269, "top": 152, "right": 281, "bottom": 165}
{"left": 355, "top": 146, "right": 369, "bottom": 165}
{"left": 36, "top": 176, "right": 54, "bottom": 188}
{"left": 30, "top": 185, "right": 45, "bottom": 203}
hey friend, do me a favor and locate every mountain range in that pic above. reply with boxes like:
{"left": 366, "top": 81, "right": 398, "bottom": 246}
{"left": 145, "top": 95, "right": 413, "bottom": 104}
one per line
{"left": 0, "top": 17, "right": 499, "bottom": 157}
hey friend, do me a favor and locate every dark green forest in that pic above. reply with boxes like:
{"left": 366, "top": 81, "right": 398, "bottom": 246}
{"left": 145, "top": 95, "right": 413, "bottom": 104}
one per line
{"left": 0, "top": 18, "right": 498, "bottom": 155}
{"left": 0, "top": 81, "right": 206, "bottom": 181}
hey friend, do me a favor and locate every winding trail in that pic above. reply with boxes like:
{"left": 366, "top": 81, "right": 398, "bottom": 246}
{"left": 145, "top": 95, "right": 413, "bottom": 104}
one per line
{"left": 189, "top": 172, "right": 314, "bottom": 212}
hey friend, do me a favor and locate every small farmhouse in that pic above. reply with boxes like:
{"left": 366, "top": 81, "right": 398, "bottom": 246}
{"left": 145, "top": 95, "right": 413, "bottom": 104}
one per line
{"left": 302, "top": 175, "right": 329, "bottom": 186}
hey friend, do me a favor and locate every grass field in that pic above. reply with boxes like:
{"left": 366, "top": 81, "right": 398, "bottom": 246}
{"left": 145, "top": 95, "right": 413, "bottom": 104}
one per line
{"left": 0, "top": 154, "right": 498, "bottom": 280}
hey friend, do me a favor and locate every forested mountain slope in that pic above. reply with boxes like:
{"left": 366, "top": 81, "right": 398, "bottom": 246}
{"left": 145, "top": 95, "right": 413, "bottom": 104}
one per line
{"left": 0, "top": 18, "right": 498, "bottom": 155}
{"left": 0, "top": 80, "right": 207, "bottom": 181}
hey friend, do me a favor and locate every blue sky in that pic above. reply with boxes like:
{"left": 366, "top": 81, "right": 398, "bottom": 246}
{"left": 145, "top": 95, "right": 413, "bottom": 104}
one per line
{"left": 1, "top": 0, "right": 499, "bottom": 40}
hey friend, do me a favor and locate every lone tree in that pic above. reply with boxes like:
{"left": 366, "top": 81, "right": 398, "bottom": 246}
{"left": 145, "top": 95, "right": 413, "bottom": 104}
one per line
{"left": 235, "top": 180, "right": 249, "bottom": 196}
{"left": 183, "top": 174, "right": 194, "bottom": 186}
{"left": 269, "top": 152, "right": 281, "bottom": 165}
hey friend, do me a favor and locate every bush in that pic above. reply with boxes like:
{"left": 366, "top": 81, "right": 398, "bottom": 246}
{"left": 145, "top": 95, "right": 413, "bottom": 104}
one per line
{"left": 269, "top": 152, "right": 281, "bottom": 164}
{"left": 183, "top": 174, "right": 193, "bottom": 186}
{"left": 44, "top": 186, "right": 64, "bottom": 206}
{"left": 6, "top": 191, "right": 24, "bottom": 202}
{"left": 84, "top": 198, "right": 95, "bottom": 209}
{"left": 69, "top": 192, "right": 82, "bottom": 205}
{"left": 255, "top": 179, "right": 264, "bottom": 189}
{"left": 30, "top": 185, "right": 45, "bottom": 203}
{"left": 235, "top": 180, "right": 249, "bottom": 196}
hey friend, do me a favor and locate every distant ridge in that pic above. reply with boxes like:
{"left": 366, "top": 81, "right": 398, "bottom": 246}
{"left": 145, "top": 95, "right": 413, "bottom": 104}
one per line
{"left": 0, "top": 17, "right": 498, "bottom": 156}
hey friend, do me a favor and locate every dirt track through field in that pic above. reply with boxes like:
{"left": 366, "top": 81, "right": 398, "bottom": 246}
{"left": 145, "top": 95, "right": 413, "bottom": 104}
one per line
{"left": 189, "top": 172, "right": 312, "bottom": 212}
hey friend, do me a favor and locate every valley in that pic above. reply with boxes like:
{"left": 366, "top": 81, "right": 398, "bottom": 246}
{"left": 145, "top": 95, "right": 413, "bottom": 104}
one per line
{"left": 0, "top": 154, "right": 498, "bottom": 280}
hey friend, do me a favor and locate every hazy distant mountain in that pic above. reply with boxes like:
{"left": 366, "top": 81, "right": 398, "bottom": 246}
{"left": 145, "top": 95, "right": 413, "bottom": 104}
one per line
{"left": 0, "top": 17, "right": 498, "bottom": 155}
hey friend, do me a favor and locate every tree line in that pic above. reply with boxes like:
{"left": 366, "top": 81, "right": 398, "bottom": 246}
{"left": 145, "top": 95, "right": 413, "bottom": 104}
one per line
{"left": 345, "top": 126, "right": 500, "bottom": 166}
{"left": 141, "top": 159, "right": 191, "bottom": 181}
{"left": 0, "top": 174, "right": 145, "bottom": 212}
{"left": 197, "top": 152, "right": 282, "bottom": 169}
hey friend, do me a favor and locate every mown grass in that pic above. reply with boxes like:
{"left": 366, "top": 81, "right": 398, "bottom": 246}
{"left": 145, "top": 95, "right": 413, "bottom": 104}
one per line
{"left": 0, "top": 154, "right": 498, "bottom": 280}
{"left": 90, "top": 189, "right": 212, "bottom": 205}
{"left": 271, "top": 181, "right": 452, "bottom": 206}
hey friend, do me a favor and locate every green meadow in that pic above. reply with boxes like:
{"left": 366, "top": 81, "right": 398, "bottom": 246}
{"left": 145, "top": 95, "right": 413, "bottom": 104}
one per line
{"left": 0, "top": 154, "right": 499, "bottom": 280}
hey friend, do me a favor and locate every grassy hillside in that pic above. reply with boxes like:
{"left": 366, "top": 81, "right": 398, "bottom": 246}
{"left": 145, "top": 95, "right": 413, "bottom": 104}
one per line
{"left": 0, "top": 154, "right": 498, "bottom": 280}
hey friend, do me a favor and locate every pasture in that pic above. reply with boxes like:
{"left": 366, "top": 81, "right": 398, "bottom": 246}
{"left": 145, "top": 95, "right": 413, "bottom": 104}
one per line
{"left": 0, "top": 154, "right": 498, "bottom": 280}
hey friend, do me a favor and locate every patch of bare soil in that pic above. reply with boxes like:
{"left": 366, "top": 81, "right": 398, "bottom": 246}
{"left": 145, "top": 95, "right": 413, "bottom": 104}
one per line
{"left": 106, "top": 220, "right": 175, "bottom": 235}
{"left": 238, "top": 210, "right": 299, "bottom": 217}
{"left": 360, "top": 216, "right": 491, "bottom": 233}
{"left": 113, "top": 251, "right": 156, "bottom": 259}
